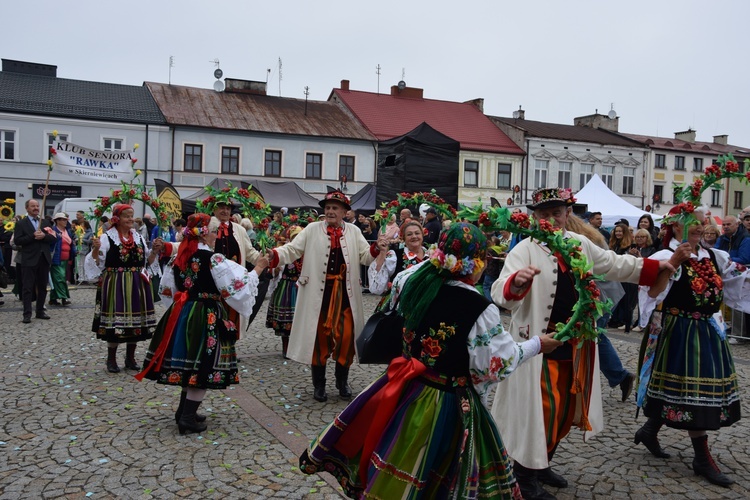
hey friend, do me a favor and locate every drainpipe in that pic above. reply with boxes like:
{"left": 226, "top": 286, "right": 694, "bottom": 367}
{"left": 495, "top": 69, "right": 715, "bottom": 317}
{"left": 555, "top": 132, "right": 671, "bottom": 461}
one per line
{"left": 143, "top": 124, "right": 149, "bottom": 218}
{"left": 523, "top": 138, "right": 530, "bottom": 204}
{"left": 169, "top": 127, "right": 175, "bottom": 185}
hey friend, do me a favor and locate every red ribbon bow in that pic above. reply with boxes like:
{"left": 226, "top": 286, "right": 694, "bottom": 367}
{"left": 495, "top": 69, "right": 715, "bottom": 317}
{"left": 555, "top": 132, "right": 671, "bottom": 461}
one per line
{"left": 326, "top": 225, "right": 343, "bottom": 249}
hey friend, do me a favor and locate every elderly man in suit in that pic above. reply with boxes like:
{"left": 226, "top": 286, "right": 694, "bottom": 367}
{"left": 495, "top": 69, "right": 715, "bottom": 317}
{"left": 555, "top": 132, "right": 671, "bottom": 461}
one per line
{"left": 14, "top": 199, "right": 56, "bottom": 323}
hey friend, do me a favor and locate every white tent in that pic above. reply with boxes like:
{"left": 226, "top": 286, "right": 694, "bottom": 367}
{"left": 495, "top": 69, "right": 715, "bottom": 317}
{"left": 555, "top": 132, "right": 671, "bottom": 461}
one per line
{"left": 576, "top": 174, "right": 661, "bottom": 227}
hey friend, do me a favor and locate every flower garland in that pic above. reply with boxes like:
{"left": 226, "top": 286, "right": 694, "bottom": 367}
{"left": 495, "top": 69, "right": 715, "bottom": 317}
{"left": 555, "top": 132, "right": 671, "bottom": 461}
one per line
{"left": 197, "top": 184, "right": 275, "bottom": 250}
{"left": 458, "top": 204, "right": 610, "bottom": 343}
{"left": 373, "top": 189, "right": 457, "bottom": 231}
{"left": 662, "top": 154, "right": 750, "bottom": 238}
{"left": 89, "top": 179, "right": 171, "bottom": 231}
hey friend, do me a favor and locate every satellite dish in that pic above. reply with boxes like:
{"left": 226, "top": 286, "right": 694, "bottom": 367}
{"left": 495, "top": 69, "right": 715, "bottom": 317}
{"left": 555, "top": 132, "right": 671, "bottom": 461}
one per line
{"left": 213, "top": 80, "right": 225, "bottom": 92}
{"left": 214, "top": 68, "right": 223, "bottom": 79}
{"left": 607, "top": 109, "right": 617, "bottom": 119}
{"left": 397, "top": 80, "right": 406, "bottom": 90}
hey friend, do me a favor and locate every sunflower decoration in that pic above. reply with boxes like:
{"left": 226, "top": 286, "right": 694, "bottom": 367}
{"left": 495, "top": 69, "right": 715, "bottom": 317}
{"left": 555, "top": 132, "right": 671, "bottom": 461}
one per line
{"left": 374, "top": 189, "right": 457, "bottom": 232}
{"left": 458, "top": 203, "right": 610, "bottom": 345}
{"left": 3, "top": 220, "right": 14, "bottom": 232}
{"left": 662, "top": 154, "right": 750, "bottom": 238}
{"left": 0, "top": 204, "right": 14, "bottom": 221}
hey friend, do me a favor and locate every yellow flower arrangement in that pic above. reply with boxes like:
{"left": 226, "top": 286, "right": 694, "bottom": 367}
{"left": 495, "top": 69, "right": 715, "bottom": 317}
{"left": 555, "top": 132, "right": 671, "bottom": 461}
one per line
{"left": 4, "top": 221, "right": 15, "bottom": 232}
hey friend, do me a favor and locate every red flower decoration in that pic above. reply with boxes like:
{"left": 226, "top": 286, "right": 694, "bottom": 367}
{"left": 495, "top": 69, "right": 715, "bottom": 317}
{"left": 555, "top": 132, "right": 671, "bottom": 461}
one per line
{"left": 421, "top": 337, "right": 442, "bottom": 357}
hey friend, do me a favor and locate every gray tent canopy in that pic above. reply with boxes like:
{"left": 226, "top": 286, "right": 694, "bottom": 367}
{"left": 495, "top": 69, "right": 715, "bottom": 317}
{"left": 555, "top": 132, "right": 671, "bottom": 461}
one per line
{"left": 181, "top": 178, "right": 320, "bottom": 214}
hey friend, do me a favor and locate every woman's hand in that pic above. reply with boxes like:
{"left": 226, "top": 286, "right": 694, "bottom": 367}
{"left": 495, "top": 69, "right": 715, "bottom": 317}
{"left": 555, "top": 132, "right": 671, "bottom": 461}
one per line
{"left": 254, "top": 255, "right": 270, "bottom": 275}
{"left": 539, "top": 333, "right": 563, "bottom": 354}
{"left": 376, "top": 235, "right": 390, "bottom": 253}
{"left": 669, "top": 242, "right": 692, "bottom": 268}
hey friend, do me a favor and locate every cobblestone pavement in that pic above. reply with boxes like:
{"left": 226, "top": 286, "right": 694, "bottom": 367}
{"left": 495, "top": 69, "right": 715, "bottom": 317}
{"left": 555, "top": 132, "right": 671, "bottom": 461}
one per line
{"left": 0, "top": 285, "right": 748, "bottom": 499}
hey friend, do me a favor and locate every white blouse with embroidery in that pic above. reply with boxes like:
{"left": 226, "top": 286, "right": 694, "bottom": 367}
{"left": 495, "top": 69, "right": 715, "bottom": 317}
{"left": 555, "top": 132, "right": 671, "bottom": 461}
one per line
{"left": 367, "top": 246, "right": 426, "bottom": 295}
{"left": 389, "top": 261, "right": 541, "bottom": 406}
{"left": 158, "top": 243, "right": 261, "bottom": 318}
{"left": 83, "top": 227, "right": 161, "bottom": 281}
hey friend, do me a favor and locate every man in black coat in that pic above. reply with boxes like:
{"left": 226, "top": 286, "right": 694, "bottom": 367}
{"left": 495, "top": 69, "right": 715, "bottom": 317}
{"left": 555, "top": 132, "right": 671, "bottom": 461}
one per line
{"left": 423, "top": 207, "right": 442, "bottom": 245}
{"left": 14, "top": 199, "right": 56, "bottom": 323}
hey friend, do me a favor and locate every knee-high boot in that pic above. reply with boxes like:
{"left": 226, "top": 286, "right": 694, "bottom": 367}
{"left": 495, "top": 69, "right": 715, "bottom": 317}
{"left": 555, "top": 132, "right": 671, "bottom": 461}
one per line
{"left": 538, "top": 444, "right": 568, "bottom": 488}
{"left": 311, "top": 365, "right": 327, "bottom": 402}
{"left": 634, "top": 417, "right": 670, "bottom": 458}
{"left": 513, "top": 462, "right": 556, "bottom": 500}
{"left": 178, "top": 399, "right": 208, "bottom": 435}
{"left": 124, "top": 343, "right": 139, "bottom": 370}
{"left": 107, "top": 346, "right": 120, "bottom": 373}
{"left": 691, "top": 434, "right": 734, "bottom": 487}
{"left": 335, "top": 363, "right": 352, "bottom": 399}
{"left": 175, "top": 390, "right": 206, "bottom": 424}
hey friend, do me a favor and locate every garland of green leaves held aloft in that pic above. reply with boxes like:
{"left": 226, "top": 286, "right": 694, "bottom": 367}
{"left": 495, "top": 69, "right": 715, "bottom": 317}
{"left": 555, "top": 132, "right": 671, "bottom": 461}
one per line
{"left": 373, "top": 189, "right": 457, "bottom": 231}
{"left": 662, "top": 154, "right": 750, "bottom": 239}
{"left": 458, "top": 203, "right": 611, "bottom": 344}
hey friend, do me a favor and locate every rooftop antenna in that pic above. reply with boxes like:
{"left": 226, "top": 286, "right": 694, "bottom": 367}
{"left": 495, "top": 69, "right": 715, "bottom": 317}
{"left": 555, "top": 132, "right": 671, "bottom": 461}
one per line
{"left": 376, "top": 64, "right": 381, "bottom": 94}
{"left": 168, "top": 56, "right": 174, "bottom": 85}
{"left": 278, "top": 57, "right": 283, "bottom": 96}
{"left": 397, "top": 67, "right": 406, "bottom": 92}
{"left": 210, "top": 59, "right": 223, "bottom": 92}
{"left": 608, "top": 102, "right": 617, "bottom": 119}
{"left": 266, "top": 68, "right": 271, "bottom": 84}
{"left": 304, "top": 86, "right": 309, "bottom": 116}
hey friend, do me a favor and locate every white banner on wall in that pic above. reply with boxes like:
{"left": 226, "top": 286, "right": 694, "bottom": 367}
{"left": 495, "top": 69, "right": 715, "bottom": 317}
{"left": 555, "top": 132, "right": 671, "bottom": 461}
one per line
{"left": 51, "top": 140, "right": 137, "bottom": 184}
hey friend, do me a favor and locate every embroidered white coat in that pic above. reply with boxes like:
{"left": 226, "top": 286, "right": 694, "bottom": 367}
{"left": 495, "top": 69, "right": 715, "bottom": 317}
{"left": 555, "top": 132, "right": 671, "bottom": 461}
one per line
{"left": 490, "top": 231, "right": 648, "bottom": 469}
{"left": 273, "top": 221, "right": 375, "bottom": 364}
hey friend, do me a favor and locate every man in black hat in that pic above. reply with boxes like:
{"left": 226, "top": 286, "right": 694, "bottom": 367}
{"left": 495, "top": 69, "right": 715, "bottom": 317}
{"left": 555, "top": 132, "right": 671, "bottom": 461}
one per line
{"left": 268, "top": 190, "right": 377, "bottom": 402}
{"left": 490, "top": 187, "right": 677, "bottom": 500}
{"left": 423, "top": 206, "right": 441, "bottom": 245}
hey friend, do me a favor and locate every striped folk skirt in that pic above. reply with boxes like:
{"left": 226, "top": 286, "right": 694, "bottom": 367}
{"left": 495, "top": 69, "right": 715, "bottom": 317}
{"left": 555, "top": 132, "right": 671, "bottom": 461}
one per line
{"left": 92, "top": 268, "right": 156, "bottom": 343}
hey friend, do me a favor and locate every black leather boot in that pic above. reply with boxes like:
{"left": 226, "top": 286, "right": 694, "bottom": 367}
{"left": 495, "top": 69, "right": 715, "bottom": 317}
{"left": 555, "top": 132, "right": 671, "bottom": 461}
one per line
{"left": 124, "top": 343, "right": 139, "bottom": 370}
{"left": 107, "top": 347, "right": 120, "bottom": 373}
{"left": 175, "top": 390, "right": 206, "bottom": 424}
{"left": 539, "top": 445, "right": 568, "bottom": 488}
{"left": 634, "top": 417, "right": 670, "bottom": 458}
{"left": 178, "top": 399, "right": 208, "bottom": 435}
{"left": 335, "top": 363, "right": 352, "bottom": 399}
{"left": 691, "top": 434, "right": 734, "bottom": 487}
{"left": 311, "top": 365, "right": 327, "bottom": 402}
{"left": 514, "top": 462, "right": 556, "bottom": 500}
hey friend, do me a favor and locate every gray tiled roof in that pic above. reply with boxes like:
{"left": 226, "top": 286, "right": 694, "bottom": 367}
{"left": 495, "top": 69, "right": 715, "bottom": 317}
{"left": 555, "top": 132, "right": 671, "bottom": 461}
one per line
{"left": 0, "top": 72, "right": 165, "bottom": 124}
{"left": 490, "top": 116, "right": 646, "bottom": 148}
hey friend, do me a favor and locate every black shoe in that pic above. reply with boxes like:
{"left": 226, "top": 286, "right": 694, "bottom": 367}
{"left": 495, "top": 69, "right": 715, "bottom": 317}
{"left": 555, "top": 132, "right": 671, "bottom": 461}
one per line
{"left": 634, "top": 419, "right": 670, "bottom": 458}
{"left": 62, "top": 300, "right": 71, "bottom": 306}
{"left": 22, "top": 316, "right": 31, "bottom": 324}
{"left": 178, "top": 399, "right": 208, "bottom": 435}
{"left": 175, "top": 392, "right": 207, "bottom": 424}
{"left": 36, "top": 313, "right": 51, "bottom": 320}
{"left": 620, "top": 373, "right": 635, "bottom": 402}
{"left": 106, "top": 360, "right": 121, "bottom": 373}
{"left": 49, "top": 299, "right": 61, "bottom": 306}
{"left": 537, "top": 467, "right": 568, "bottom": 488}
{"left": 124, "top": 358, "right": 139, "bottom": 370}
{"left": 691, "top": 435, "right": 734, "bottom": 487}
{"left": 311, "top": 365, "right": 328, "bottom": 402}
{"left": 335, "top": 363, "right": 352, "bottom": 400}
{"left": 515, "top": 471, "right": 557, "bottom": 500}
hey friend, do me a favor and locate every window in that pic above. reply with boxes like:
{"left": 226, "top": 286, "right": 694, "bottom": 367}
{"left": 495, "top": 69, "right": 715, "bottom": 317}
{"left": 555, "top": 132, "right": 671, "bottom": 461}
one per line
{"left": 497, "top": 163, "right": 511, "bottom": 189}
{"left": 221, "top": 146, "right": 239, "bottom": 174}
{"left": 184, "top": 144, "right": 203, "bottom": 172}
{"left": 47, "top": 132, "right": 68, "bottom": 159}
{"left": 0, "top": 129, "right": 17, "bottom": 160}
{"left": 655, "top": 154, "right": 666, "bottom": 168}
{"left": 579, "top": 163, "right": 593, "bottom": 189}
{"left": 464, "top": 160, "right": 478, "bottom": 187}
{"left": 602, "top": 165, "right": 615, "bottom": 190}
{"left": 693, "top": 158, "right": 703, "bottom": 172}
{"left": 711, "top": 189, "right": 721, "bottom": 208}
{"left": 306, "top": 153, "right": 322, "bottom": 179}
{"left": 623, "top": 167, "right": 635, "bottom": 195}
{"left": 534, "top": 159, "right": 548, "bottom": 189}
{"left": 339, "top": 155, "right": 355, "bottom": 181}
{"left": 674, "top": 155, "right": 685, "bottom": 170}
{"left": 103, "top": 138, "right": 123, "bottom": 151}
{"left": 264, "top": 150, "right": 282, "bottom": 176}
{"left": 653, "top": 185, "right": 663, "bottom": 205}
{"left": 734, "top": 191, "right": 743, "bottom": 210}
{"left": 557, "top": 161, "right": 571, "bottom": 188}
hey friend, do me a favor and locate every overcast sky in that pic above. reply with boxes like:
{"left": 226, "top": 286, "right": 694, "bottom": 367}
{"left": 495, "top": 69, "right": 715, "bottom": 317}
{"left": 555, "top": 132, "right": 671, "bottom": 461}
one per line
{"left": 4, "top": 0, "right": 749, "bottom": 147}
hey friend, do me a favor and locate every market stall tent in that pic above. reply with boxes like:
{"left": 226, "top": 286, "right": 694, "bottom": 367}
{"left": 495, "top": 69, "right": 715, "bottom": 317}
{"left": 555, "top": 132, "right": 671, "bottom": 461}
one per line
{"left": 576, "top": 174, "right": 661, "bottom": 227}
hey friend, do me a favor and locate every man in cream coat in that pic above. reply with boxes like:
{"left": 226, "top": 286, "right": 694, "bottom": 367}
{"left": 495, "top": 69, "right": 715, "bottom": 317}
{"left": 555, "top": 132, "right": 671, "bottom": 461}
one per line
{"left": 490, "top": 187, "right": 673, "bottom": 500}
{"left": 269, "top": 191, "right": 376, "bottom": 402}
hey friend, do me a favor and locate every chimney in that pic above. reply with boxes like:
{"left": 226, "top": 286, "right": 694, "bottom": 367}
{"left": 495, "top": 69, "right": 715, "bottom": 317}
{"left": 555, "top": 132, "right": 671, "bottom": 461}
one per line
{"left": 2, "top": 58, "right": 57, "bottom": 77}
{"left": 340, "top": 79, "right": 350, "bottom": 91}
{"left": 713, "top": 134, "right": 728, "bottom": 145}
{"left": 512, "top": 106, "right": 525, "bottom": 120}
{"left": 674, "top": 129, "right": 696, "bottom": 143}
{"left": 464, "top": 98, "right": 484, "bottom": 113}
{"left": 390, "top": 84, "right": 424, "bottom": 99}
{"left": 223, "top": 78, "right": 267, "bottom": 95}
{"left": 573, "top": 112, "right": 619, "bottom": 132}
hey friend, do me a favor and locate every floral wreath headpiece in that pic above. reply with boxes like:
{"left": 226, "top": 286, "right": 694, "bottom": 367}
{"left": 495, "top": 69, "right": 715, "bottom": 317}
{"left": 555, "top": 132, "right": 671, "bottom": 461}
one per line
{"left": 527, "top": 187, "right": 576, "bottom": 210}
{"left": 427, "top": 222, "right": 486, "bottom": 277}
{"left": 196, "top": 184, "right": 270, "bottom": 222}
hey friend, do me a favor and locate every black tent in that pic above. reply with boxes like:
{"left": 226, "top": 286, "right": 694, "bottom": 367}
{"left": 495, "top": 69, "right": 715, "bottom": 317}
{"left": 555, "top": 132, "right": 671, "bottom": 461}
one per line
{"left": 376, "top": 122, "right": 460, "bottom": 208}
{"left": 180, "top": 178, "right": 320, "bottom": 214}
{"left": 349, "top": 183, "right": 377, "bottom": 213}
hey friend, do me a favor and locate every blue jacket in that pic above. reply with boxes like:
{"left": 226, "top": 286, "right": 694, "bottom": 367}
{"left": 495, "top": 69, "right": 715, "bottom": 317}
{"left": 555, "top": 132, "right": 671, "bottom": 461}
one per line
{"left": 715, "top": 227, "right": 750, "bottom": 264}
{"left": 51, "top": 226, "right": 77, "bottom": 265}
{"left": 151, "top": 225, "right": 175, "bottom": 243}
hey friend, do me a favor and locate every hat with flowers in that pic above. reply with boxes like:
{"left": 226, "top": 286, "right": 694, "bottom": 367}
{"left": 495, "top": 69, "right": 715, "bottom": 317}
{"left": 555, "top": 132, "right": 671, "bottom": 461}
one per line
{"left": 527, "top": 187, "right": 576, "bottom": 210}
{"left": 319, "top": 190, "right": 351, "bottom": 211}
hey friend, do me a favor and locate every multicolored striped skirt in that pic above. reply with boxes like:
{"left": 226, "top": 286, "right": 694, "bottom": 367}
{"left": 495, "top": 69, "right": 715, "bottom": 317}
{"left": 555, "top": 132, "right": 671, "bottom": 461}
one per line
{"left": 92, "top": 268, "right": 156, "bottom": 343}
{"left": 300, "top": 367, "right": 521, "bottom": 499}
{"left": 141, "top": 298, "right": 239, "bottom": 390}
{"left": 644, "top": 312, "right": 741, "bottom": 430}
{"left": 265, "top": 277, "right": 298, "bottom": 335}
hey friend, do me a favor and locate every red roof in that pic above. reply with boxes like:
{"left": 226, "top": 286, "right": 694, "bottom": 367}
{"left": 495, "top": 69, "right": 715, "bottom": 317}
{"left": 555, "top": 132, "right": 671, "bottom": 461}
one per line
{"left": 330, "top": 88, "right": 524, "bottom": 155}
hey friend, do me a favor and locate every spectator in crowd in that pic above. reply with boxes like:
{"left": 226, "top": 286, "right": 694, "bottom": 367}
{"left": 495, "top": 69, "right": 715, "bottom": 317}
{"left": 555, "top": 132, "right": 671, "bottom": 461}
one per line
{"left": 609, "top": 222, "right": 639, "bottom": 332}
{"left": 134, "top": 217, "right": 150, "bottom": 245}
{"left": 240, "top": 217, "right": 256, "bottom": 243}
{"left": 49, "top": 212, "right": 76, "bottom": 306}
{"left": 173, "top": 218, "right": 186, "bottom": 242}
{"left": 422, "top": 207, "right": 441, "bottom": 245}
{"left": 715, "top": 215, "right": 750, "bottom": 264}
{"left": 398, "top": 208, "right": 412, "bottom": 226}
{"left": 142, "top": 213, "right": 156, "bottom": 236}
{"left": 700, "top": 224, "right": 720, "bottom": 250}
{"left": 588, "top": 211, "right": 611, "bottom": 242}
{"left": 633, "top": 228, "right": 656, "bottom": 258}
{"left": 637, "top": 214, "right": 661, "bottom": 251}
